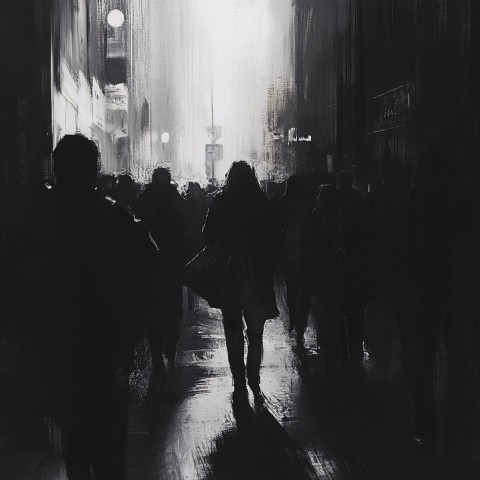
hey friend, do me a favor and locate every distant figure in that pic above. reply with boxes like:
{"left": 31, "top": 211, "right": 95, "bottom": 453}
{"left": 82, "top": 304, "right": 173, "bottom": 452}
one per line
{"left": 336, "top": 170, "right": 372, "bottom": 382}
{"left": 303, "top": 185, "right": 343, "bottom": 385}
{"left": 13, "top": 135, "right": 159, "bottom": 480}
{"left": 134, "top": 167, "right": 188, "bottom": 367}
{"left": 277, "top": 175, "right": 311, "bottom": 343}
{"left": 113, "top": 173, "right": 139, "bottom": 211}
{"left": 185, "top": 182, "right": 208, "bottom": 262}
{"left": 203, "top": 161, "right": 282, "bottom": 396}
{"left": 97, "top": 172, "right": 116, "bottom": 196}
{"left": 184, "top": 182, "right": 209, "bottom": 310}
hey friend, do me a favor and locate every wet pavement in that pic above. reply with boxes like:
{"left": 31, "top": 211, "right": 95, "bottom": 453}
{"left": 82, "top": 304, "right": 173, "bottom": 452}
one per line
{"left": 125, "top": 293, "right": 480, "bottom": 480}
{"left": 2, "top": 289, "right": 480, "bottom": 479}
{"left": 127, "top": 295, "right": 320, "bottom": 480}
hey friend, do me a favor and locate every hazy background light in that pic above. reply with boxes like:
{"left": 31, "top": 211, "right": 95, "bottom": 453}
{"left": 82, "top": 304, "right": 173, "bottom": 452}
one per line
{"left": 108, "top": 9, "right": 125, "bottom": 28}
{"left": 143, "top": 0, "right": 294, "bottom": 183}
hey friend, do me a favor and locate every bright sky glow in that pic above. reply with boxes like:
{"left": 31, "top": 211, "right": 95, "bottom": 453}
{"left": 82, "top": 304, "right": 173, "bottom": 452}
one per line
{"left": 159, "top": 0, "right": 295, "bottom": 182}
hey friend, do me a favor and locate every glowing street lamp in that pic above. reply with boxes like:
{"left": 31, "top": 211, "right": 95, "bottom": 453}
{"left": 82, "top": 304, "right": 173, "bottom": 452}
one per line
{"left": 161, "top": 132, "right": 170, "bottom": 144}
{"left": 107, "top": 10, "right": 125, "bottom": 28}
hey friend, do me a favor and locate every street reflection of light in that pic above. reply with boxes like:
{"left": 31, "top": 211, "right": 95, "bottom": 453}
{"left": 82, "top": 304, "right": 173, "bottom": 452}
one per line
{"left": 108, "top": 10, "right": 125, "bottom": 28}
{"left": 161, "top": 132, "right": 170, "bottom": 144}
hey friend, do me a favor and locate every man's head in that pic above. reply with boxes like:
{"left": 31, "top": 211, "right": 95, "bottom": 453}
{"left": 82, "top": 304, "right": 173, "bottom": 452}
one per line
{"left": 53, "top": 134, "right": 99, "bottom": 188}
{"left": 152, "top": 167, "right": 171, "bottom": 186}
{"left": 188, "top": 181, "right": 202, "bottom": 195}
{"left": 117, "top": 173, "right": 135, "bottom": 189}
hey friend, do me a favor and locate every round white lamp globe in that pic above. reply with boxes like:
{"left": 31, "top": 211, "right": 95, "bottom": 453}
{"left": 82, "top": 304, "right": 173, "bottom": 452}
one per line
{"left": 108, "top": 10, "right": 125, "bottom": 28}
{"left": 161, "top": 132, "right": 170, "bottom": 144}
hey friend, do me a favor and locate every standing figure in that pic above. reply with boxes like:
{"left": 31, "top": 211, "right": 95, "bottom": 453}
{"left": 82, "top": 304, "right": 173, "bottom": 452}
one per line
{"left": 112, "top": 173, "right": 139, "bottom": 212}
{"left": 336, "top": 170, "right": 372, "bottom": 383}
{"left": 203, "top": 161, "right": 282, "bottom": 396}
{"left": 134, "top": 168, "right": 188, "bottom": 367}
{"left": 303, "top": 185, "right": 343, "bottom": 385}
{"left": 184, "top": 182, "right": 209, "bottom": 310}
{"left": 185, "top": 182, "right": 208, "bottom": 258}
{"left": 13, "top": 135, "right": 159, "bottom": 480}
{"left": 277, "top": 175, "right": 311, "bottom": 342}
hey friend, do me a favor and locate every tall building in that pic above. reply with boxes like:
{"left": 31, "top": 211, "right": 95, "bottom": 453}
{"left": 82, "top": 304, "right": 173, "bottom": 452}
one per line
{"left": 294, "top": 0, "right": 480, "bottom": 451}
{"left": 51, "top": 0, "right": 116, "bottom": 172}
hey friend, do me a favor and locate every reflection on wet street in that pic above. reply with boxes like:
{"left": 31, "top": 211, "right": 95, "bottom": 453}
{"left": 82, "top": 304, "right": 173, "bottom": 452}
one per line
{"left": 128, "top": 295, "right": 320, "bottom": 480}
{"left": 125, "top": 293, "right": 478, "bottom": 480}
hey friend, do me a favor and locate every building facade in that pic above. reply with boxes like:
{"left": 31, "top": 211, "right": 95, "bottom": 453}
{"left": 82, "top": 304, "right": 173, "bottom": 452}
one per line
{"left": 294, "top": 0, "right": 480, "bottom": 451}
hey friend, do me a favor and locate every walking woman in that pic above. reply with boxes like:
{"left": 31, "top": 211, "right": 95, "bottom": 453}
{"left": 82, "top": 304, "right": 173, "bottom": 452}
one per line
{"left": 203, "top": 161, "right": 282, "bottom": 396}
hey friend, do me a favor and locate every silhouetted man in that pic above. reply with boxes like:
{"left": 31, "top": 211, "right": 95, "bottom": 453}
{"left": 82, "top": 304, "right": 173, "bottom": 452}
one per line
{"left": 13, "top": 135, "right": 159, "bottom": 480}
{"left": 184, "top": 182, "right": 209, "bottom": 310}
{"left": 336, "top": 170, "right": 372, "bottom": 383}
{"left": 134, "top": 168, "right": 188, "bottom": 367}
{"left": 303, "top": 184, "right": 343, "bottom": 385}
{"left": 112, "top": 173, "right": 139, "bottom": 212}
{"left": 277, "top": 175, "right": 311, "bottom": 342}
{"left": 184, "top": 181, "right": 208, "bottom": 261}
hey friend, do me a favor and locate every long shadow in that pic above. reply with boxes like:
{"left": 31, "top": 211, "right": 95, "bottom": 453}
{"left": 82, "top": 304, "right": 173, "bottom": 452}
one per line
{"left": 204, "top": 393, "right": 319, "bottom": 480}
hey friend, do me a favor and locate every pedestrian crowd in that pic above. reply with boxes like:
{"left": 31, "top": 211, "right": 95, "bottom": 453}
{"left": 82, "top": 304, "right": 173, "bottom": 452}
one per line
{"left": 5, "top": 134, "right": 447, "bottom": 478}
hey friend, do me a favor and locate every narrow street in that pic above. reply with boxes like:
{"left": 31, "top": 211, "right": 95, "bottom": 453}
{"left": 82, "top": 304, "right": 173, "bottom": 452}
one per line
{"left": 124, "top": 292, "right": 479, "bottom": 480}
{"left": 2, "top": 289, "right": 480, "bottom": 479}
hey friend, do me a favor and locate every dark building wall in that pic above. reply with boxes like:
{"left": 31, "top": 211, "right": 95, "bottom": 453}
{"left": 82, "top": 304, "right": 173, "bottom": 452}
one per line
{"left": 295, "top": 0, "right": 475, "bottom": 187}
{"left": 294, "top": 0, "right": 480, "bottom": 451}
{"left": 1, "top": 0, "right": 116, "bottom": 316}
{"left": 363, "top": 0, "right": 417, "bottom": 181}
{"left": 0, "top": 0, "right": 52, "bottom": 240}
{"left": 0, "top": 0, "right": 53, "bottom": 328}
{"left": 51, "top": 0, "right": 116, "bottom": 170}
{"left": 294, "top": 0, "right": 365, "bottom": 187}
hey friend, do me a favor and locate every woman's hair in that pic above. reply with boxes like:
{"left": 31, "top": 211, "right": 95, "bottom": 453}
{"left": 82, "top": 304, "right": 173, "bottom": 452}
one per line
{"left": 222, "top": 161, "right": 264, "bottom": 200}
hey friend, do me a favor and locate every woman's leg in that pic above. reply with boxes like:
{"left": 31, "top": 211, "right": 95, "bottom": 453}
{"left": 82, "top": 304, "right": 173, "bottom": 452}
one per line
{"left": 243, "top": 309, "right": 266, "bottom": 392}
{"left": 221, "top": 305, "right": 246, "bottom": 388}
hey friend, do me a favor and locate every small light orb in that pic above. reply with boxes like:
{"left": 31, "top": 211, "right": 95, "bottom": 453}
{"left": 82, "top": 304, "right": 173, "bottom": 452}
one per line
{"left": 108, "top": 10, "right": 125, "bottom": 28}
{"left": 161, "top": 132, "right": 170, "bottom": 144}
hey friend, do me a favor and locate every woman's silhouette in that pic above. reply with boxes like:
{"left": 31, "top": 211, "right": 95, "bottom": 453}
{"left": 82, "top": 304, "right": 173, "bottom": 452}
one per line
{"left": 203, "top": 161, "right": 282, "bottom": 396}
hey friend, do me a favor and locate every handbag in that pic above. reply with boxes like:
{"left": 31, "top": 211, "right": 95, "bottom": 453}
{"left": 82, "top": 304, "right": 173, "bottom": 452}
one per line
{"left": 184, "top": 243, "right": 231, "bottom": 308}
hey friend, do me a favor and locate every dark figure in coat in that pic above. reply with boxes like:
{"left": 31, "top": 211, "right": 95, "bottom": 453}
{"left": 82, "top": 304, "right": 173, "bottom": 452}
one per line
{"left": 13, "top": 135, "right": 159, "bottom": 480}
{"left": 277, "top": 175, "right": 311, "bottom": 343}
{"left": 184, "top": 182, "right": 209, "bottom": 310}
{"left": 184, "top": 182, "right": 208, "bottom": 263}
{"left": 112, "top": 173, "right": 139, "bottom": 212}
{"left": 303, "top": 185, "right": 344, "bottom": 385}
{"left": 336, "top": 170, "right": 372, "bottom": 383}
{"left": 134, "top": 167, "right": 188, "bottom": 366}
{"left": 203, "top": 161, "right": 282, "bottom": 396}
